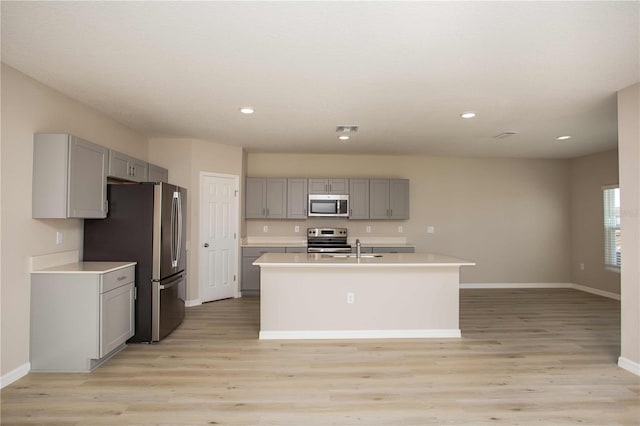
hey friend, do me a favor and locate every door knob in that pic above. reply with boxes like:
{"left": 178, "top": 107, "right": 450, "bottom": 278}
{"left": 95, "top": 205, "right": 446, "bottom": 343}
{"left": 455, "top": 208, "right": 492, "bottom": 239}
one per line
{"left": 204, "top": 243, "right": 209, "bottom": 247}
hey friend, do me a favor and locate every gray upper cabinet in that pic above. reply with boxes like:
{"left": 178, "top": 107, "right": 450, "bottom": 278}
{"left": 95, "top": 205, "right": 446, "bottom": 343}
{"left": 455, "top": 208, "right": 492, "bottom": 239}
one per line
{"left": 147, "top": 163, "right": 169, "bottom": 183}
{"left": 108, "top": 150, "right": 148, "bottom": 182}
{"left": 33, "top": 133, "right": 108, "bottom": 219}
{"left": 349, "top": 179, "right": 370, "bottom": 219}
{"left": 308, "top": 178, "right": 349, "bottom": 194}
{"left": 287, "top": 178, "right": 308, "bottom": 219}
{"left": 245, "top": 177, "right": 287, "bottom": 219}
{"left": 370, "top": 179, "right": 409, "bottom": 220}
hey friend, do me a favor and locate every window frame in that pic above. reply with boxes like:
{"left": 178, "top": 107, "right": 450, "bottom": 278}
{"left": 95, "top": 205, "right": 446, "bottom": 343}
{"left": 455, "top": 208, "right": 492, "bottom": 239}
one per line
{"left": 602, "top": 184, "right": 621, "bottom": 273}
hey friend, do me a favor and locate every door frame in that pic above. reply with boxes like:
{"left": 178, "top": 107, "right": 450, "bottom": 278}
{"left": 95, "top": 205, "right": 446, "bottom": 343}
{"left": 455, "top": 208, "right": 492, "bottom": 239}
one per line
{"left": 199, "top": 171, "right": 241, "bottom": 302}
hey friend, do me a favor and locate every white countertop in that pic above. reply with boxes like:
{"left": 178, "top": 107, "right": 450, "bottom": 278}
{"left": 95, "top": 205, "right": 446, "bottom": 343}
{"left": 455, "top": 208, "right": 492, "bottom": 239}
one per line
{"left": 31, "top": 261, "right": 136, "bottom": 274}
{"left": 254, "top": 252, "right": 475, "bottom": 268}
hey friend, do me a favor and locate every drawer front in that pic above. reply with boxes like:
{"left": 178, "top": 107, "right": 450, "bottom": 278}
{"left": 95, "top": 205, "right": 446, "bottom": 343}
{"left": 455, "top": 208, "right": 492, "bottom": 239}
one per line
{"left": 285, "top": 247, "right": 307, "bottom": 253}
{"left": 371, "top": 247, "right": 415, "bottom": 253}
{"left": 101, "top": 266, "right": 135, "bottom": 293}
{"left": 242, "top": 247, "right": 286, "bottom": 257}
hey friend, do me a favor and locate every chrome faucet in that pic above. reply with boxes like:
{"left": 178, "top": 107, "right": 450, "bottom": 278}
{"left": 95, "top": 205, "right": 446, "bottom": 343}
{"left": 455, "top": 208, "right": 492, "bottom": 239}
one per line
{"left": 355, "top": 239, "right": 361, "bottom": 259}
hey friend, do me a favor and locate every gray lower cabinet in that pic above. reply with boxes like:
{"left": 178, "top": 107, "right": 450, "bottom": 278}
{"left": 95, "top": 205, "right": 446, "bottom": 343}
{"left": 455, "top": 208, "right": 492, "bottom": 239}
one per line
{"left": 287, "top": 178, "right": 308, "bottom": 219}
{"left": 241, "top": 247, "right": 285, "bottom": 294}
{"left": 32, "top": 133, "right": 109, "bottom": 219}
{"left": 370, "top": 179, "right": 410, "bottom": 220}
{"left": 349, "top": 179, "right": 370, "bottom": 219}
{"left": 147, "top": 163, "right": 169, "bottom": 183}
{"left": 108, "top": 149, "right": 148, "bottom": 182}
{"left": 30, "top": 265, "right": 135, "bottom": 372}
{"left": 245, "top": 178, "right": 287, "bottom": 219}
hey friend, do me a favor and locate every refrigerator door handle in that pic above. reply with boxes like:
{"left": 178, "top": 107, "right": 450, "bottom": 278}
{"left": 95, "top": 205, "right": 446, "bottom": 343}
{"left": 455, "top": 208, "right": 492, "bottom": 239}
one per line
{"left": 171, "top": 191, "right": 179, "bottom": 267}
{"left": 159, "top": 273, "right": 184, "bottom": 290}
{"left": 177, "top": 191, "right": 183, "bottom": 267}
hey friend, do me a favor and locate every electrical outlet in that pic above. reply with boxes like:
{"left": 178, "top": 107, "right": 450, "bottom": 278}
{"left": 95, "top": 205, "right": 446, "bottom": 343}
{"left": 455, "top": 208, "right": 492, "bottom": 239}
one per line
{"left": 263, "top": 225, "right": 269, "bottom": 233}
{"left": 427, "top": 226, "right": 435, "bottom": 234}
{"left": 398, "top": 225, "right": 403, "bottom": 233}
{"left": 294, "top": 225, "right": 300, "bottom": 233}
{"left": 366, "top": 226, "right": 371, "bottom": 233}
{"left": 56, "top": 231, "right": 63, "bottom": 245}
{"left": 580, "top": 263, "right": 585, "bottom": 270}
{"left": 347, "top": 292, "right": 355, "bottom": 304}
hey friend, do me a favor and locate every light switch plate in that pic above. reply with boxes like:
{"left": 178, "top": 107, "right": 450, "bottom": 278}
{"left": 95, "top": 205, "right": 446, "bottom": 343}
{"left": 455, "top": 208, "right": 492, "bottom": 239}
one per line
{"left": 427, "top": 226, "right": 435, "bottom": 234}
{"left": 56, "top": 231, "right": 63, "bottom": 245}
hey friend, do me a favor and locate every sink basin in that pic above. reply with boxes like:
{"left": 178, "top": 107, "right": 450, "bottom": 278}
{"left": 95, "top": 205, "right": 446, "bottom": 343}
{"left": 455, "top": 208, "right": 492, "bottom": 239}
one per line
{"left": 323, "top": 254, "right": 383, "bottom": 258}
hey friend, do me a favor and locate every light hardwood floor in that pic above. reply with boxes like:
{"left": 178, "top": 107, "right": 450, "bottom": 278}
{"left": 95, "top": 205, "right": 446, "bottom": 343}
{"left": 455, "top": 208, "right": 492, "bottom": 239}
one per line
{"left": 2, "top": 289, "right": 639, "bottom": 425}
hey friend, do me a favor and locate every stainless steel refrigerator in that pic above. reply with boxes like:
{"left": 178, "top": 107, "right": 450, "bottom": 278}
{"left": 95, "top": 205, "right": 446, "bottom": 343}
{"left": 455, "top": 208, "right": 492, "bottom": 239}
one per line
{"left": 84, "top": 182, "right": 187, "bottom": 342}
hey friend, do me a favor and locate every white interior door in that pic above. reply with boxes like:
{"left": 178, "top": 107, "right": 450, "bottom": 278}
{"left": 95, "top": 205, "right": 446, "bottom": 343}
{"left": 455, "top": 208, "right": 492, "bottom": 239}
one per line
{"left": 200, "top": 173, "right": 239, "bottom": 303}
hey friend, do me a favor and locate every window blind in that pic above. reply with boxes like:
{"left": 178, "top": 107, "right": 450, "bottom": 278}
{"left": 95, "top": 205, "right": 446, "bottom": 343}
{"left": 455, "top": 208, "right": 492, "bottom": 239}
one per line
{"left": 603, "top": 186, "right": 621, "bottom": 269}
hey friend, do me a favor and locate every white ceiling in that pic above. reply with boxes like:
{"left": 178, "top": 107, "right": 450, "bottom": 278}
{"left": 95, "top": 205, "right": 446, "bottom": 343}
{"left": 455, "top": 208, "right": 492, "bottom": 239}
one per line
{"left": 2, "top": 1, "right": 638, "bottom": 159}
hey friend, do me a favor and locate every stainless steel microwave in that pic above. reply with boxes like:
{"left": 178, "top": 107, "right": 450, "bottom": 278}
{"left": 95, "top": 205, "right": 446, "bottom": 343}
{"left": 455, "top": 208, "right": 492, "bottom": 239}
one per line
{"left": 308, "top": 194, "right": 349, "bottom": 217}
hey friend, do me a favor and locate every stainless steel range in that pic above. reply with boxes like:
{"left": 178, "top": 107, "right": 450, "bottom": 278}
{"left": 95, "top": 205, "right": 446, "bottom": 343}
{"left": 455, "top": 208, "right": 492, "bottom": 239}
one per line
{"left": 307, "top": 227, "right": 352, "bottom": 253}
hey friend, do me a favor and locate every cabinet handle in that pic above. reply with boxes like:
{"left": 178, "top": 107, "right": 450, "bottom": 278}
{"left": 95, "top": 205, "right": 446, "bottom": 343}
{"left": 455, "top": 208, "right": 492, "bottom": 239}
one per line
{"left": 117, "top": 276, "right": 127, "bottom": 281}
{"left": 390, "top": 209, "right": 393, "bottom": 217}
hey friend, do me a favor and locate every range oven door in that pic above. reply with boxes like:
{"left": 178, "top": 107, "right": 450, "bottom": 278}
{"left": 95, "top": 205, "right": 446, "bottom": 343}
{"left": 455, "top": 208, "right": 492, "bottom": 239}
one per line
{"left": 152, "top": 272, "right": 186, "bottom": 341}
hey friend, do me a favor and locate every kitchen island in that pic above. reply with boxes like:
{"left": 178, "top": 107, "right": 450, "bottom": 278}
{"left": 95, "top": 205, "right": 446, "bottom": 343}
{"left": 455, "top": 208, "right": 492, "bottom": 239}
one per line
{"left": 254, "top": 252, "right": 475, "bottom": 340}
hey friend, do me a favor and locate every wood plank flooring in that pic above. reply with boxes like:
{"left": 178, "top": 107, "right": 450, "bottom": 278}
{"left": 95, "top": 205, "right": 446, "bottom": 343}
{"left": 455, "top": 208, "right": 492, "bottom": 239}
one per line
{"left": 2, "top": 289, "right": 639, "bottom": 425}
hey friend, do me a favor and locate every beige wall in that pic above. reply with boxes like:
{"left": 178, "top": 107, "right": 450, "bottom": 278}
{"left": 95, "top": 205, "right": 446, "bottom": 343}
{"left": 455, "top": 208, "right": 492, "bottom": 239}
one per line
{"left": 0, "top": 64, "right": 148, "bottom": 377}
{"left": 247, "top": 153, "right": 572, "bottom": 284}
{"left": 617, "top": 82, "right": 640, "bottom": 371}
{"left": 570, "top": 150, "right": 620, "bottom": 293}
{"left": 148, "top": 138, "right": 244, "bottom": 303}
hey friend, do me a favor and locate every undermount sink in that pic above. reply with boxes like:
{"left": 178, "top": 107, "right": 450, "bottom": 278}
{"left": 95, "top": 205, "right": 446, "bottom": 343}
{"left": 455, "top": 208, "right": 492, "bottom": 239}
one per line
{"left": 323, "top": 254, "right": 383, "bottom": 258}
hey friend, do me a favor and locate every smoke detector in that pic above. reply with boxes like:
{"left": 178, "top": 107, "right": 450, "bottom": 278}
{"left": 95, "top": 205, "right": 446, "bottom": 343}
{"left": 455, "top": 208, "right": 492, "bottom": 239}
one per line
{"left": 336, "top": 125, "right": 359, "bottom": 133}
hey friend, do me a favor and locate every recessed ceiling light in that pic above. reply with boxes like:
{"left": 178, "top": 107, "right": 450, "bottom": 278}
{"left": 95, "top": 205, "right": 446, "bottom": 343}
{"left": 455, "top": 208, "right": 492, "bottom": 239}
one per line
{"left": 461, "top": 112, "right": 476, "bottom": 119}
{"left": 239, "top": 107, "right": 254, "bottom": 114}
{"left": 556, "top": 135, "right": 572, "bottom": 140}
{"left": 338, "top": 135, "right": 350, "bottom": 141}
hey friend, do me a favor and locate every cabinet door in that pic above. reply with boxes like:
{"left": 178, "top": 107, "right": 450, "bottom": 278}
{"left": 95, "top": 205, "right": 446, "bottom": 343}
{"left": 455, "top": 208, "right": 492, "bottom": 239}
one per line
{"left": 287, "top": 178, "right": 308, "bottom": 219}
{"left": 68, "top": 136, "right": 108, "bottom": 218}
{"left": 100, "top": 282, "right": 135, "bottom": 357}
{"left": 241, "top": 256, "right": 261, "bottom": 291}
{"left": 328, "top": 179, "right": 349, "bottom": 194}
{"left": 266, "top": 178, "right": 287, "bottom": 219}
{"left": 245, "top": 178, "right": 267, "bottom": 218}
{"left": 389, "top": 179, "right": 410, "bottom": 219}
{"left": 308, "top": 178, "right": 329, "bottom": 194}
{"left": 369, "top": 179, "right": 390, "bottom": 219}
{"left": 349, "top": 179, "right": 370, "bottom": 219}
{"left": 148, "top": 164, "right": 169, "bottom": 182}
{"left": 131, "top": 158, "right": 149, "bottom": 182}
{"left": 108, "top": 150, "right": 131, "bottom": 180}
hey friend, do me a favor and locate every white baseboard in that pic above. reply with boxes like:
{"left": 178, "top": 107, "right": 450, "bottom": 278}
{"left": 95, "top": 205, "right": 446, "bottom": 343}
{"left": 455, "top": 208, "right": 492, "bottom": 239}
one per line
{"left": 569, "top": 283, "right": 620, "bottom": 300}
{"left": 460, "top": 282, "right": 620, "bottom": 300}
{"left": 460, "top": 282, "right": 570, "bottom": 289}
{"left": 618, "top": 357, "right": 640, "bottom": 376}
{"left": 259, "top": 329, "right": 461, "bottom": 340}
{"left": 185, "top": 299, "right": 202, "bottom": 307}
{"left": 1, "top": 362, "right": 30, "bottom": 389}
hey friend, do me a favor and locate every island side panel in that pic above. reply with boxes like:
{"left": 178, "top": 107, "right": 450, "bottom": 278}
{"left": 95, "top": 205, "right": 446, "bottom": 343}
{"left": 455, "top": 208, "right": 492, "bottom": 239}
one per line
{"left": 259, "top": 265, "right": 461, "bottom": 339}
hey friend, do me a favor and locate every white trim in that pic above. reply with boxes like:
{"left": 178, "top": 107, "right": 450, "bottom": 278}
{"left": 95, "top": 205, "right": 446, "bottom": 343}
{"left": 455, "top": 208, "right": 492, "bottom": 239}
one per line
{"left": 618, "top": 357, "right": 640, "bottom": 376}
{"left": 570, "top": 283, "right": 621, "bottom": 300}
{"left": 259, "top": 329, "right": 461, "bottom": 340}
{"left": 460, "top": 283, "right": 620, "bottom": 301}
{"left": 1, "top": 362, "right": 30, "bottom": 389}
{"left": 460, "top": 282, "right": 570, "bottom": 289}
{"left": 185, "top": 298, "right": 202, "bottom": 307}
